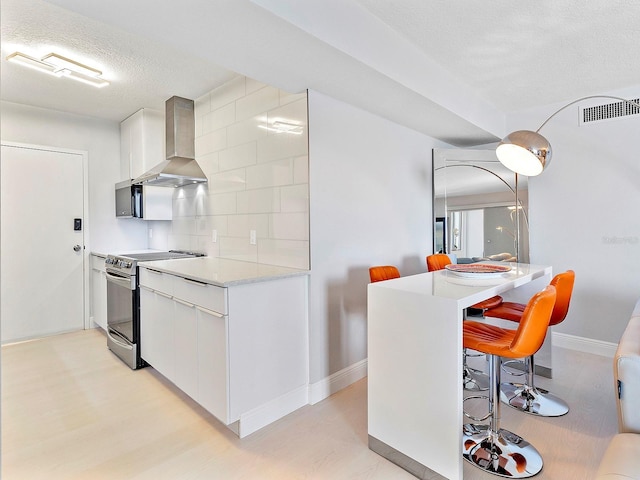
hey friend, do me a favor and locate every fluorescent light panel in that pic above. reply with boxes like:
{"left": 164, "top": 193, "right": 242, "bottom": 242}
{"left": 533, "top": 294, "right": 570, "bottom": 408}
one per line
{"left": 6, "top": 51, "right": 109, "bottom": 88}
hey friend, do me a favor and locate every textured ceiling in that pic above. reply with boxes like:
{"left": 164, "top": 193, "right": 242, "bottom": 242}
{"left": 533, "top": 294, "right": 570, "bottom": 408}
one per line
{"left": 2, "top": 0, "right": 639, "bottom": 144}
{"left": 0, "top": 0, "right": 237, "bottom": 121}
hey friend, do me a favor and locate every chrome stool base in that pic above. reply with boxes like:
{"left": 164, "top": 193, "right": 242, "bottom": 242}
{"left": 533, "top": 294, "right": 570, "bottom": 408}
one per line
{"left": 501, "top": 382, "right": 570, "bottom": 417}
{"left": 464, "top": 366, "right": 490, "bottom": 391}
{"left": 462, "top": 424, "right": 543, "bottom": 478}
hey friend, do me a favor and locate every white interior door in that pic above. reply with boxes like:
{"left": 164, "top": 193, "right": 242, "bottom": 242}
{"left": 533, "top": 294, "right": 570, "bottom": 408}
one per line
{"left": 1, "top": 143, "right": 86, "bottom": 343}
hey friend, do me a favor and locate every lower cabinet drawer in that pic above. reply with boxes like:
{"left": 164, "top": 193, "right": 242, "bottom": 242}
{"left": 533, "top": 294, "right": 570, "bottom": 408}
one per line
{"left": 139, "top": 267, "right": 174, "bottom": 295}
{"left": 173, "top": 276, "right": 227, "bottom": 315}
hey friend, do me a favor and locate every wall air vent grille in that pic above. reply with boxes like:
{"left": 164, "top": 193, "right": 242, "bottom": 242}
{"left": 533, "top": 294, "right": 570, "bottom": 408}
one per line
{"left": 580, "top": 98, "right": 640, "bottom": 125}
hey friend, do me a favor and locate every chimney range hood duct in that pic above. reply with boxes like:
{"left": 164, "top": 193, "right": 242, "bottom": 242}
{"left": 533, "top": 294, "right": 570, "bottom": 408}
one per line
{"left": 133, "top": 96, "right": 207, "bottom": 187}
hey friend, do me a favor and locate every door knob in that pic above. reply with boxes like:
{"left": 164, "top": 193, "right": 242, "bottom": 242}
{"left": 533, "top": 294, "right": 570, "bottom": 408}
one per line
{"left": 73, "top": 245, "right": 82, "bottom": 252}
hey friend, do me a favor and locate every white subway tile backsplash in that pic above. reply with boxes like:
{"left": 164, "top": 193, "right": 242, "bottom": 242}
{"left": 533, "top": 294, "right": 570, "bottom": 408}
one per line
{"left": 181, "top": 75, "right": 309, "bottom": 269}
{"left": 258, "top": 239, "right": 310, "bottom": 270}
{"left": 270, "top": 212, "right": 309, "bottom": 240}
{"left": 293, "top": 155, "right": 309, "bottom": 184}
{"left": 219, "top": 142, "right": 257, "bottom": 171}
{"left": 280, "top": 89, "right": 307, "bottom": 106}
{"left": 196, "top": 151, "right": 220, "bottom": 178}
{"left": 196, "top": 215, "right": 229, "bottom": 236}
{"left": 257, "top": 130, "right": 308, "bottom": 164}
{"left": 220, "top": 236, "right": 258, "bottom": 263}
{"left": 210, "top": 169, "right": 246, "bottom": 193}
{"left": 174, "top": 195, "right": 197, "bottom": 218}
{"left": 202, "top": 192, "right": 237, "bottom": 216}
{"left": 195, "top": 128, "right": 227, "bottom": 156}
{"left": 210, "top": 76, "right": 246, "bottom": 111}
{"left": 227, "top": 214, "right": 269, "bottom": 238}
{"left": 227, "top": 115, "right": 268, "bottom": 147}
{"left": 236, "top": 86, "right": 280, "bottom": 121}
{"left": 202, "top": 102, "right": 236, "bottom": 133}
{"left": 246, "top": 158, "right": 293, "bottom": 190}
{"left": 172, "top": 216, "right": 197, "bottom": 236}
{"left": 281, "top": 184, "right": 309, "bottom": 212}
{"left": 236, "top": 187, "right": 280, "bottom": 214}
{"left": 269, "top": 97, "right": 308, "bottom": 126}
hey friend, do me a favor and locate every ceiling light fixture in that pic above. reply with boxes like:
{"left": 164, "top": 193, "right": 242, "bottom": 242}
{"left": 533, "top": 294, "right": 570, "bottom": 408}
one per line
{"left": 6, "top": 52, "right": 62, "bottom": 76}
{"left": 496, "top": 95, "right": 640, "bottom": 176}
{"left": 6, "top": 51, "right": 109, "bottom": 88}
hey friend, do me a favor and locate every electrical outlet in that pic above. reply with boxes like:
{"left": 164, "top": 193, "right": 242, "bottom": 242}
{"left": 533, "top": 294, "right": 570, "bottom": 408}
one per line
{"left": 250, "top": 229, "right": 257, "bottom": 245}
{"left": 212, "top": 229, "right": 218, "bottom": 243}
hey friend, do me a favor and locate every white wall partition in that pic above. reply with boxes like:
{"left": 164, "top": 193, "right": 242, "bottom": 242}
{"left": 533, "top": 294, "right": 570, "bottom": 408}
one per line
{"left": 307, "top": 90, "right": 451, "bottom": 391}
{"left": 509, "top": 87, "right": 640, "bottom": 346}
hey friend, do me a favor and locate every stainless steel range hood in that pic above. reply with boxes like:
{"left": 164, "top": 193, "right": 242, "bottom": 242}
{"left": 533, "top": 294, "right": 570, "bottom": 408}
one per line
{"left": 133, "top": 96, "right": 207, "bottom": 187}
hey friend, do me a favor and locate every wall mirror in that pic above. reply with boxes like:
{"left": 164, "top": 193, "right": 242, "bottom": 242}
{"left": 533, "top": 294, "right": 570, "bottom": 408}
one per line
{"left": 432, "top": 148, "right": 529, "bottom": 264}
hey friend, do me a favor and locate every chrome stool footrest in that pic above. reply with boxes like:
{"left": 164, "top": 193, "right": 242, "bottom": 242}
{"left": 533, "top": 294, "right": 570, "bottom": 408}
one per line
{"left": 501, "top": 359, "right": 527, "bottom": 377}
{"left": 463, "top": 394, "right": 490, "bottom": 422}
{"left": 501, "top": 382, "right": 570, "bottom": 417}
{"left": 463, "top": 424, "right": 543, "bottom": 478}
{"left": 464, "top": 366, "right": 490, "bottom": 391}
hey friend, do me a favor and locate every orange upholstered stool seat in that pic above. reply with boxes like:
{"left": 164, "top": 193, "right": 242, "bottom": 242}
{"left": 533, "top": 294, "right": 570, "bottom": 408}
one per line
{"left": 484, "top": 270, "right": 575, "bottom": 417}
{"left": 462, "top": 285, "right": 557, "bottom": 478}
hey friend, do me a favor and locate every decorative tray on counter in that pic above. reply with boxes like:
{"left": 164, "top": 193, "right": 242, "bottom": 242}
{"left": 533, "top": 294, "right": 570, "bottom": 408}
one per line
{"left": 444, "top": 263, "right": 512, "bottom": 278}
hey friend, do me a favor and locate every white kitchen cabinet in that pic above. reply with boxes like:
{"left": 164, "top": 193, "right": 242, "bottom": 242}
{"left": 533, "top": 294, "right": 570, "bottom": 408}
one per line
{"left": 138, "top": 264, "right": 307, "bottom": 438}
{"left": 197, "top": 306, "right": 228, "bottom": 422}
{"left": 90, "top": 254, "right": 107, "bottom": 330}
{"left": 140, "top": 286, "right": 175, "bottom": 379}
{"left": 120, "top": 109, "right": 172, "bottom": 221}
{"left": 142, "top": 186, "right": 173, "bottom": 221}
{"left": 173, "top": 298, "right": 199, "bottom": 401}
{"left": 120, "top": 108, "right": 164, "bottom": 181}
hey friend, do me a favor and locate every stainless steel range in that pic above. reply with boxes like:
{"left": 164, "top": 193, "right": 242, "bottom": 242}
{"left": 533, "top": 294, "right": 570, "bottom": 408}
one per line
{"left": 105, "top": 250, "right": 204, "bottom": 369}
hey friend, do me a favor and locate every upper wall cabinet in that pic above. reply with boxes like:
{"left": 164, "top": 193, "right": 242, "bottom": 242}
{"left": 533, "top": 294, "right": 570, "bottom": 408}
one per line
{"left": 120, "top": 108, "right": 164, "bottom": 181}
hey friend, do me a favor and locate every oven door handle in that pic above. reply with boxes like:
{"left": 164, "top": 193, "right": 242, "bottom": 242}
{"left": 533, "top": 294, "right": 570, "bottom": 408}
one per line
{"left": 105, "top": 271, "right": 135, "bottom": 290}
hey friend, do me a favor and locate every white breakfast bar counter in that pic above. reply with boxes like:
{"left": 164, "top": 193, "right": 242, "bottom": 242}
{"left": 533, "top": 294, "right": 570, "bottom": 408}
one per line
{"left": 367, "top": 262, "right": 552, "bottom": 480}
{"left": 137, "top": 257, "right": 310, "bottom": 438}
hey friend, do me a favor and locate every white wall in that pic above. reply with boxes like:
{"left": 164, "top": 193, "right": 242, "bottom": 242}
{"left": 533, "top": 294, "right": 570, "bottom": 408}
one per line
{"left": 0, "top": 101, "right": 148, "bottom": 252}
{"left": 508, "top": 87, "right": 640, "bottom": 344}
{"left": 307, "top": 90, "right": 451, "bottom": 385}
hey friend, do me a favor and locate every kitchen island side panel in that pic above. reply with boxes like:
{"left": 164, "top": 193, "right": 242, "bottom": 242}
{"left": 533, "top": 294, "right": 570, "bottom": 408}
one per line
{"left": 368, "top": 283, "right": 463, "bottom": 480}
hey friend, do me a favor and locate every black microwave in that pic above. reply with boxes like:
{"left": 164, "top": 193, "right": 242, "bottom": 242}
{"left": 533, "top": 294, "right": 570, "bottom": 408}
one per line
{"left": 115, "top": 180, "right": 143, "bottom": 218}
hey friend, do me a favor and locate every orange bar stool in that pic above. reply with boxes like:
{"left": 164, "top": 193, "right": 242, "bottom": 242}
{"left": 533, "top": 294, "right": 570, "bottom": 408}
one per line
{"left": 462, "top": 285, "right": 557, "bottom": 478}
{"left": 484, "top": 270, "right": 575, "bottom": 417}
{"left": 427, "top": 254, "right": 503, "bottom": 391}
{"left": 369, "top": 265, "right": 401, "bottom": 283}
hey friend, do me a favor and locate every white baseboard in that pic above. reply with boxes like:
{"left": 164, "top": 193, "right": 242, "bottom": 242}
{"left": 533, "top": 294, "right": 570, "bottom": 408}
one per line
{"left": 238, "top": 384, "right": 309, "bottom": 438}
{"left": 552, "top": 331, "right": 617, "bottom": 358}
{"left": 308, "top": 359, "right": 368, "bottom": 405}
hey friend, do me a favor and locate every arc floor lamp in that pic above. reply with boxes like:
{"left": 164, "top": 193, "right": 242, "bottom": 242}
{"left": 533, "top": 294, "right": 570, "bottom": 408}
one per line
{"left": 496, "top": 95, "right": 640, "bottom": 177}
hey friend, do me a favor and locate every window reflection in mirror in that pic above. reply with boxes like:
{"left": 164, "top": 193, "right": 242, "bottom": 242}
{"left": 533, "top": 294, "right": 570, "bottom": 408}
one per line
{"left": 432, "top": 148, "right": 529, "bottom": 264}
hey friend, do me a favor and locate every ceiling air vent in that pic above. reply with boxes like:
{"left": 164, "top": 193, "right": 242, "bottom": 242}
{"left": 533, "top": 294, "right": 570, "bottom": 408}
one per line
{"left": 580, "top": 98, "right": 640, "bottom": 125}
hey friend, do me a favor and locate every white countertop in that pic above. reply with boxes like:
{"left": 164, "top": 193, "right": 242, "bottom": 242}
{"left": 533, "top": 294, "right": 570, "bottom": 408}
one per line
{"left": 138, "top": 257, "right": 310, "bottom": 287}
{"left": 372, "top": 262, "right": 552, "bottom": 309}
